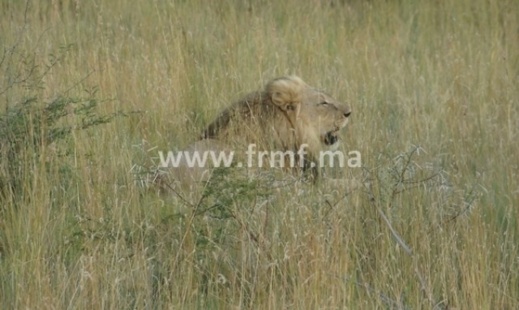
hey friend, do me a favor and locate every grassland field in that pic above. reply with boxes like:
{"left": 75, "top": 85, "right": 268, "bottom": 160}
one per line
{"left": 0, "top": 0, "right": 518, "bottom": 308}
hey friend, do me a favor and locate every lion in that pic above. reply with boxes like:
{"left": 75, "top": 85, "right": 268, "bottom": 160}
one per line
{"left": 159, "top": 76, "right": 351, "bottom": 194}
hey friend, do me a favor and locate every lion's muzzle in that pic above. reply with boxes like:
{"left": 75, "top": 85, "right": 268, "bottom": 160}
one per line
{"left": 323, "top": 131, "right": 339, "bottom": 146}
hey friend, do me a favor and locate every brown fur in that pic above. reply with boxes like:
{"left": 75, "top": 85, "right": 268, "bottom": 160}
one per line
{"left": 201, "top": 76, "right": 351, "bottom": 168}
{"left": 160, "top": 76, "right": 352, "bottom": 194}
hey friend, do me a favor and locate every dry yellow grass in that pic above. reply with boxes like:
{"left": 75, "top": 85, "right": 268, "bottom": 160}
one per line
{"left": 1, "top": 0, "right": 518, "bottom": 308}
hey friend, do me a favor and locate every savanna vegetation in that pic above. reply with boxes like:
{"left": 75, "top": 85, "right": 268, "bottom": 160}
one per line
{"left": 1, "top": 0, "right": 518, "bottom": 308}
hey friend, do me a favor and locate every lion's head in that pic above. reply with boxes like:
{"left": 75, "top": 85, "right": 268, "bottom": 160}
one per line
{"left": 202, "top": 76, "right": 351, "bottom": 165}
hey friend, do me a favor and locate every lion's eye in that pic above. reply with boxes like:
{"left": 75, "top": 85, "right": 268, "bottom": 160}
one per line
{"left": 320, "top": 101, "right": 329, "bottom": 105}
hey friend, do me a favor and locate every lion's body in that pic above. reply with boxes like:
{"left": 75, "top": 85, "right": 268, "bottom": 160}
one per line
{"left": 160, "top": 76, "right": 351, "bottom": 194}
{"left": 202, "top": 76, "right": 351, "bottom": 165}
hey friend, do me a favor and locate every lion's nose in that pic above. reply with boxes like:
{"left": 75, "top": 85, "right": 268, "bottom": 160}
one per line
{"left": 344, "top": 111, "right": 351, "bottom": 117}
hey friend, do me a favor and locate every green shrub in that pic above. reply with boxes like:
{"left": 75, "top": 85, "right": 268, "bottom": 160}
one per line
{"left": 0, "top": 39, "right": 121, "bottom": 203}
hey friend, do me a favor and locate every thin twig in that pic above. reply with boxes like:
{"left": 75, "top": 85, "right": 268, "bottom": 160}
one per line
{"left": 376, "top": 207, "right": 413, "bottom": 255}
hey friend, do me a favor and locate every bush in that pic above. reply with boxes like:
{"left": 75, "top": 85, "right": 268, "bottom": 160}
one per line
{"left": 0, "top": 32, "right": 121, "bottom": 204}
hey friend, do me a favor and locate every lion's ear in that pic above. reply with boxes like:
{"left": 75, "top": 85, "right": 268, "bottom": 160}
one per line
{"left": 271, "top": 91, "right": 300, "bottom": 112}
{"left": 267, "top": 76, "right": 306, "bottom": 112}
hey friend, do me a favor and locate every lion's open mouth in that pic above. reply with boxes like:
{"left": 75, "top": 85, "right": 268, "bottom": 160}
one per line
{"left": 323, "top": 131, "right": 339, "bottom": 146}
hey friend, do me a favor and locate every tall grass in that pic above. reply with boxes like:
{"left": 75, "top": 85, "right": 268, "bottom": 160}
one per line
{"left": 1, "top": 0, "right": 518, "bottom": 308}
